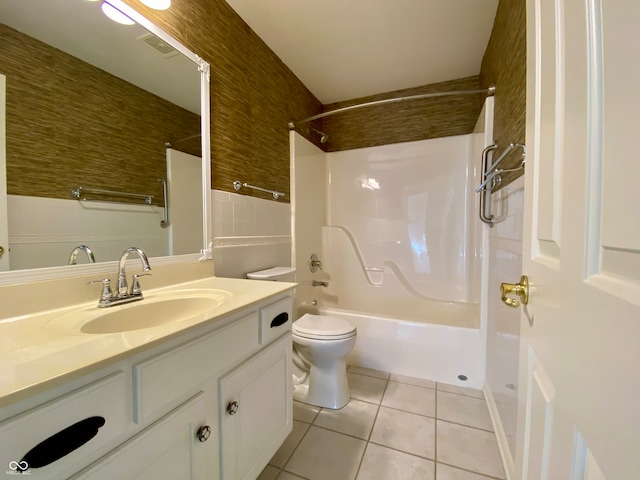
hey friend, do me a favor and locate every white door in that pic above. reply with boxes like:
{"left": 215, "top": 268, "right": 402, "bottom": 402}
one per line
{"left": 515, "top": 0, "right": 640, "bottom": 478}
{"left": 0, "top": 74, "right": 9, "bottom": 271}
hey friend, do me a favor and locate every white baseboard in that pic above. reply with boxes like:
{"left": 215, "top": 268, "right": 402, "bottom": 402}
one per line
{"left": 484, "top": 382, "right": 515, "bottom": 480}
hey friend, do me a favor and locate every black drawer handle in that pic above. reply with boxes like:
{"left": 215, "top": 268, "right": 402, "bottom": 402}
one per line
{"left": 270, "top": 312, "right": 289, "bottom": 328}
{"left": 19, "top": 416, "right": 106, "bottom": 470}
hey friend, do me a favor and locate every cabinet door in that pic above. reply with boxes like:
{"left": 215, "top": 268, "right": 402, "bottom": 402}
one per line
{"left": 220, "top": 335, "right": 292, "bottom": 480}
{"left": 73, "top": 393, "right": 211, "bottom": 480}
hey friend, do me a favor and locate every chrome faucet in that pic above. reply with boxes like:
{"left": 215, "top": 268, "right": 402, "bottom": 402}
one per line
{"left": 68, "top": 245, "right": 96, "bottom": 265}
{"left": 312, "top": 280, "right": 329, "bottom": 287}
{"left": 87, "top": 247, "right": 151, "bottom": 308}
{"left": 117, "top": 247, "right": 151, "bottom": 297}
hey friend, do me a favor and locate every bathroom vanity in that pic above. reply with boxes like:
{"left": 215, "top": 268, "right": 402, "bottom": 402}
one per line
{"left": 0, "top": 273, "right": 295, "bottom": 479}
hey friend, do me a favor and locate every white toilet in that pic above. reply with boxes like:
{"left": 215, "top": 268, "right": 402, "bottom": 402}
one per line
{"left": 246, "top": 267, "right": 357, "bottom": 410}
{"left": 292, "top": 314, "right": 356, "bottom": 409}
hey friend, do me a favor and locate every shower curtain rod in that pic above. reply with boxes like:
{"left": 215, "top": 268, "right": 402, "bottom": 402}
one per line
{"left": 288, "top": 85, "right": 495, "bottom": 129}
{"left": 165, "top": 133, "right": 201, "bottom": 148}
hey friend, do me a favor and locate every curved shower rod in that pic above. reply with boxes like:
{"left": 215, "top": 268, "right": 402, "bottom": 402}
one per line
{"left": 288, "top": 85, "right": 495, "bottom": 129}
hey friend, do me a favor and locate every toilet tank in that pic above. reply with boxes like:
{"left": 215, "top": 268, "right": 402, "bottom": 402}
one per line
{"left": 246, "top": 266, "right": 296, "bottom": 282}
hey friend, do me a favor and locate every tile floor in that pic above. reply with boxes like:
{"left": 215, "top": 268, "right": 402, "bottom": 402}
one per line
{"left": 258, "top": 366, "right": 506, "bottom": 480}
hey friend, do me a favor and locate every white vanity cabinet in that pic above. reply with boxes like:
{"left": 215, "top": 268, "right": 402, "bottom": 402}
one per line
{"left": 0, "top": 291, "right": 293, "bottom": 480}
{"left": 220, "top": 334, "right": 292, "bottom": 480}
{"left": 72, "top": 392, "right": 208, "bottom": 479}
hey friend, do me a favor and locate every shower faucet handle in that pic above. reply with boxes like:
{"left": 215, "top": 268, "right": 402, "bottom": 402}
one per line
{"left": 309, "top": 253, "right": 323, "bottom": 273}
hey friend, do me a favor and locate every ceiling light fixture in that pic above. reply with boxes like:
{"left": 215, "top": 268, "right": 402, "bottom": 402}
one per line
{"left": 140, "top": 0, "right": 171, "bottom": 10}
{"left": 101, "top": 1, "right": 135, "bottom": 25}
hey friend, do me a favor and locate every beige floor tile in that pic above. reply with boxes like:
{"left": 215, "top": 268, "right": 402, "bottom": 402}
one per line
{"left": 356, "top": 443, "right": 435, "bottom": 480}
{"left": 381, "top": 381, "right": 436, "bottom": 417}
{"left": 269, "top": 420, "right": 310, "bottom": 468}
{"left": 437, "top": 391, "right": 494, "bottom": 431}
{"left": 370, "top": 406, "right": 435, "bottom": 459}
{"left": 348, "top": 373, "right": 388, "bottom": 404}
{"left": 285, "top": 426, "right": 367, "bottom": 480}
{"left": 437, "top": 383, "right": 484, "bottom": 399}
{"left": 278, "top": 472, "right": 307, "bottom": 480}
{"left": 293, "top": 400, "right": 321, "bottom": 424}
{"left": 436, "top": 421, "right": 505, "bottom": 479}
{"left": 348, "top": 365, "right": 391, "bottom": 380}
{"left": 437, "top": 463, "right": 498, "bottom": 479}
{"left": 314, "top": 399, "right": 379, "bottom": 439}
{"left": 257, "top": 465, "right": 281, "bottom": 480}
{"left": 390, "top": 373, "right": 436, "bottom": 389}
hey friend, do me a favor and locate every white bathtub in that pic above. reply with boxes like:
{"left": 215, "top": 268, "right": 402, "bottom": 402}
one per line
{"left": 297, "top": 304, "right": 483, "bottom": 389}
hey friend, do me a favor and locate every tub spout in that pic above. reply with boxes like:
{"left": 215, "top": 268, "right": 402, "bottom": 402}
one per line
{"left": 312, "top": 280, "right": 329, "bottom": 287}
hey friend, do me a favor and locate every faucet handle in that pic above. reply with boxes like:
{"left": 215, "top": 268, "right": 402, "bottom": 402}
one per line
{"left": 86, "top": 278, "right": 113, "bottom": 304}
{"left": 130, "top": 273, "right": 152, "bottom": 296}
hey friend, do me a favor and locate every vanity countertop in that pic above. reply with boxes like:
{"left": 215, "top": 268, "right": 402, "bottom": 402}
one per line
{"left": 0, "top": 276, "right": 295, "bottom": 408}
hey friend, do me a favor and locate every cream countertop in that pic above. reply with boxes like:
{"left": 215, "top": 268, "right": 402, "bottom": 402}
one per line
{"left": 0, "top": 274, "right": 295, "bottom": 408}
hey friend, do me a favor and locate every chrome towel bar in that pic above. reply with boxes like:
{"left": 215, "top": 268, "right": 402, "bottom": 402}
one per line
{"left": 233, "top": 180, "right": 284, "bottom": 200}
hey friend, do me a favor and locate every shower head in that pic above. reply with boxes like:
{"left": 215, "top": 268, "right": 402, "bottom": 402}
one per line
{"left": 309, "top": 127, "right": 329, "bottom": 144}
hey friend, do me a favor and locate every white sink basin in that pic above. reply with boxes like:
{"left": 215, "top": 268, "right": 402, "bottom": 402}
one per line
{"left": 47, "top": 289, "right": 232, "bottom": 334}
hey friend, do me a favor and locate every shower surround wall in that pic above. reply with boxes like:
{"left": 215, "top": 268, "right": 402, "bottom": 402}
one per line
{"left": 324, "top": 136, "right": 478, "bottom": 312}
{"left": 292, "top": 124, "right": 490, "bottom": 385}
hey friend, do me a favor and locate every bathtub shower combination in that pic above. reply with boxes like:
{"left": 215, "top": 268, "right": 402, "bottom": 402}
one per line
{"left": 291, "top": 98, "right": 494, "bottom": 390}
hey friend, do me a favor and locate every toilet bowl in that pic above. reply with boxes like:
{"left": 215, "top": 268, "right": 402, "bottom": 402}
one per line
{"left": 245, "top": 267, "right": 357, "bottom": 409}
{"left": 292, "top": 314, "right": 357, "bottom": 409}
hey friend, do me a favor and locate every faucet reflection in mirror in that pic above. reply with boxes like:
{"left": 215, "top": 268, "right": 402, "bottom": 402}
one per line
{"left": 87, "top": 247, "right": 152, "bottom": 308}
{"left": 68, "top": 245, "right": 96, "bottom": 265}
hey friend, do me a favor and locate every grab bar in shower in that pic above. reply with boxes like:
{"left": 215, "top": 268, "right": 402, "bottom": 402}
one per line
{"left": 475, "top": 143, "right": 526, "bottom": 224}
{"left": 233, "top": 180, "right": 285, "bottom": 200}
{"left": 158, "top": 178, "right": 169, "bottom": 228}
{"left": 478, "top": 145, "right": 498, "bottom": 224}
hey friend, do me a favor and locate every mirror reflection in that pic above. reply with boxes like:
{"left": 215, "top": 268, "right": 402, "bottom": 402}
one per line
{"left": 0, "top": 0, "right": 204, "bottom": 272}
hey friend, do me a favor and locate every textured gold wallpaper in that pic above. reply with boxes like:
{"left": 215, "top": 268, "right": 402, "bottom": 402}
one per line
{"left": 1, "top": 23, "right": 200, "bottom": 206}
{"left": 123, "top": 0, "right": 323, "bottom": 203}
{"left": 480, "top": 0, "right": 527, "bottom": 188}
{"left": 4, "top": 0, "right": 525, "bottom": 204}
{"left": 320, "top": 76, "right": 484, "bottom": 152}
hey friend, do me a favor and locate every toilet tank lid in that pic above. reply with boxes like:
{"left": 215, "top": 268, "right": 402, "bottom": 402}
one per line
{"left": 246, "top": 266, "right": 296, "bottom": 280}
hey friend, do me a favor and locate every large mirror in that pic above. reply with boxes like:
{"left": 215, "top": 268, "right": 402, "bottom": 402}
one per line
{"left": 0, "top": 0, "right": 211, "bottom": 279}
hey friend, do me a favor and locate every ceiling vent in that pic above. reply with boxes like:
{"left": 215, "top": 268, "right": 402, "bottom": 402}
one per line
{"left": 137, "top": 33, "right": 179, "bottom": 58}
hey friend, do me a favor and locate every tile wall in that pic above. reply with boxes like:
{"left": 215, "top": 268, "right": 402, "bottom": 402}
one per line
{"left": 7, "top": 195, "right": 168, "bottom": 270}
{"left": 212, "top": 190, "right": 292, "bottom": 278}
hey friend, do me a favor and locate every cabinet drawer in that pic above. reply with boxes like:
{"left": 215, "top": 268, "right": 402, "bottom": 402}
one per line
{"left": 134, "top": 312, "right": 258, "bottom": 422}
{"left": 259, "top": 297, "right": 292, "bottom": 345}
{"left": 71, "top": 392, "right": 208, "bottom": 480}
{"left": 0, "top": 372, "right": 130, "bottom": 479}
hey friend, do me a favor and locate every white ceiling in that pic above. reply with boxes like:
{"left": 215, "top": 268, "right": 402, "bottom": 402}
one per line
{"left": 224, "top": 0, "right": 499, "bottom": 104}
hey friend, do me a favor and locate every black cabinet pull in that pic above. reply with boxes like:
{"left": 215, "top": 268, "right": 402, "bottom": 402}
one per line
{"left": 20, "top": 416, "right": 106, "bottom": 470}
{"left": 270, "top": 312, "right": 289, "bottom": 328}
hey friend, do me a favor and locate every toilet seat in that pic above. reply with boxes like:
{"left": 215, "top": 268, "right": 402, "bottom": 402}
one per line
{"left": 292, "top": 314, "right": 356, "bottom": 341}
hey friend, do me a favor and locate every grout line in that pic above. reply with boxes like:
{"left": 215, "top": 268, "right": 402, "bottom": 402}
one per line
{"left": 436, "top": 460, "right": 505, "bottom": 480}
{"left": 435, "top": 417, "right": 496, "bottom": 434}
{"left": 434, "top": 384, "right": 438, "bottom": 473}
{"left": 275, "top": 420, "right": 313, "bottom": 473}
{"left": 353, "top": 375, "right": 390, "bottom": 479}
{"left": 367, "top": 440, "right": 436, "bottom": 462}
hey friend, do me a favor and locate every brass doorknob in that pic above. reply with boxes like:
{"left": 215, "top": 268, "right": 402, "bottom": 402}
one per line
{"left": 0, "top": 245, "right": 4, "bottom": 257}
{"left": 500, "top": 275, "right": 529, "bottom": 308}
